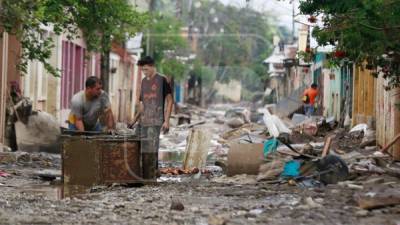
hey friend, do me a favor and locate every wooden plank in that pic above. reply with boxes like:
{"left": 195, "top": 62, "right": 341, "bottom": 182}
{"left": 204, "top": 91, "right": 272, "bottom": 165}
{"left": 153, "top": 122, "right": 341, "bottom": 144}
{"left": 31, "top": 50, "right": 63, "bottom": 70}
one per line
{"left": 183, "top": 128, "right": 212, "bottom": 170}
{"left": 364, "top": 69, "right": 369, "bottom": 117}
{"left": 376, "top": 75, "right": 385, "bottom": 147}
{"left": 368, "top": 72, "right": 376, "bottom": 117}
{"left": 393, "top": 88, "right": 400, "bottom": 160}
{"left": 355, "top": 189, "right": 400, "bottom": 210}
{"left": 352, "top": 66, "right": 360, "bottom": 125}
{"left": 361, "top": 66, "right": 366, "bottom": 122}
{"left": 322, "top": 136, "right": 333, "bottom": 157}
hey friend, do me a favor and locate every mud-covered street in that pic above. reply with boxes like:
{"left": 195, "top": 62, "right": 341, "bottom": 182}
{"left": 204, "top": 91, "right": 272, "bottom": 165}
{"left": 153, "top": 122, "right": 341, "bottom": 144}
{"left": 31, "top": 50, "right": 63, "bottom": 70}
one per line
{"left": 1, "top": 103, "right": 400, "bottom": 225}
{"left": 1, "top": 157, "right": 400, "bottom": 225}
{"left": 1, "top": 1, "right": 400, "bottom": 224}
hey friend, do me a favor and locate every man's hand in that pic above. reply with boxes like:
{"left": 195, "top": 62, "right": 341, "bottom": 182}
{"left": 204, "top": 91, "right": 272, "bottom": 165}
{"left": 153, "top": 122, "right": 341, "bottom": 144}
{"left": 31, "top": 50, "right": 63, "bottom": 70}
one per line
{"left": 161, "top": 121, "right": 170, "bottom": 134}
{"left": 128, "top": 121, "right": 136, "bottom": 129}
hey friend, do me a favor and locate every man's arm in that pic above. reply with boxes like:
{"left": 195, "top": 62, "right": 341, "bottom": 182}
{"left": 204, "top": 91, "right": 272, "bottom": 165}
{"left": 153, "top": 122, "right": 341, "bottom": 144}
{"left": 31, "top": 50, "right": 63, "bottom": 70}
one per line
{"left": 99, "top": 92, "right": 115, "bottom": 131}
{"left": 70, "top": 96, "right": 85, "bottom": 131}
{"left": 162, "top": 93, "right": 174, "bottom": 133}
{"left": 129, "top": 103, "right": 143, "bottom": 128}
{"left": 104, "top": 107, "right": 115, "bottom": 130}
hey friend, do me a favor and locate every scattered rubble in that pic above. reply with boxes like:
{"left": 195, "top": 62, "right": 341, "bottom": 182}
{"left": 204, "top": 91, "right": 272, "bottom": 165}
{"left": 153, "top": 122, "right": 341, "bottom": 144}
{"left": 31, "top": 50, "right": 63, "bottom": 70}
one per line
{"left": 0, "top": 103, "right": 399, "bottom": 224}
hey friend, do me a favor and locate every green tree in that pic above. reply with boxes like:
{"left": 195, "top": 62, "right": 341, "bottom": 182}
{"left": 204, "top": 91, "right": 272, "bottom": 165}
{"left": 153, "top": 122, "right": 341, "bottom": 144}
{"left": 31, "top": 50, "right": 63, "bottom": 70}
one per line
{"left": 0, "top": 0, "right": 148, "bottom": 80}
{"left": 159, "top": 58, "right": 188, "bottom": 81}
{"left": 187, "top": 0, "right": 276, "bottom": 95}
{"left": 299, "top": 0, "right": 400, "bottom": 89}
{"left": 144, "top": 13, "right": 189, "bottom": 80}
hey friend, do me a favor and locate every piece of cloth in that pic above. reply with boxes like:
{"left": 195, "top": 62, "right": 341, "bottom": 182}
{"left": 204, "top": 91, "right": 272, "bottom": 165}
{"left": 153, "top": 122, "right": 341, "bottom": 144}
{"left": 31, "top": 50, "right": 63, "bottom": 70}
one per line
{"left": 304, "top": 104, "right": 315, "bottom": 117}
{"left": 139, "top": 74, "right": 172, "bottom": 126}
{"left": 139, "top": 126, "right": 161, "bottom": 180}
{"left": 281, "top": 160, "right": 301, "bottom": 178}
{"left": 68, "top": 90, "right": 110, "bottom": 131}
{"left": 303, "top": 88, "right": 318, "bottom": 104}
{"left": 263, "top": 138, "right": 279, "bottom": 158}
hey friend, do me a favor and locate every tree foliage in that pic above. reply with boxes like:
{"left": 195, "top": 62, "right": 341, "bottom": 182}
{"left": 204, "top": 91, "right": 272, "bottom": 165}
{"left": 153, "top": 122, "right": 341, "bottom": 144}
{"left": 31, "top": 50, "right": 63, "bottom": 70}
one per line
{"left": 188, "top": 0, "right": 276, "bottom": 95}
{"left": 299, "top": 0, "right": 400, "bottom": 89}
{"left": 0, "top": 0, "right": 148, "bottom": 76}
{"left": 144, "top": 13, "right": 189, "bottom": 80}
{"left": 148, "top": 0, "right": 279, "bottom": 95}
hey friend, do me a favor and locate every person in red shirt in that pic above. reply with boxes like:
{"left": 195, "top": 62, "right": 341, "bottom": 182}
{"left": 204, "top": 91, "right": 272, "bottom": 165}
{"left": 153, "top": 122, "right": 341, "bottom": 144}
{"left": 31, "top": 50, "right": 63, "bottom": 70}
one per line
{"left": 302, "top": 83, "right": 319, "bottom": 117}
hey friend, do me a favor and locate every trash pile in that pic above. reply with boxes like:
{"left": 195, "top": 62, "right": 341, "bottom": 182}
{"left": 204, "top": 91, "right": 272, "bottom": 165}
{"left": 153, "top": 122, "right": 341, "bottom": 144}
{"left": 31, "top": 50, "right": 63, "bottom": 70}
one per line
{"left": 201, "top": 105, "right": 400, "bottom": 192}
{"left": 158, "top": 103, "right": 397, "bottom": 179}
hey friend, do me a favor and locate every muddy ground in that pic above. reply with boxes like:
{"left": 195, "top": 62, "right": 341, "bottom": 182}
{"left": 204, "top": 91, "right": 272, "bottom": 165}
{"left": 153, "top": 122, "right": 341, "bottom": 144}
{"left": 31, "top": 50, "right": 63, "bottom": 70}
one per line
{"left": 0, "top": 106, "right": 399, "bottom": 225}
{"left": 0, "top": 151, "right": 399, "bottom": 225}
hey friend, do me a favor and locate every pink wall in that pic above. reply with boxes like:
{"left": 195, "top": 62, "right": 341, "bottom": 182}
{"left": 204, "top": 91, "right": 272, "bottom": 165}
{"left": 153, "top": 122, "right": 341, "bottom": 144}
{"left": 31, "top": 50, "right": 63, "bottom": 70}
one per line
{"left": 61, "top": 41, "right": 88, "bottom": 109}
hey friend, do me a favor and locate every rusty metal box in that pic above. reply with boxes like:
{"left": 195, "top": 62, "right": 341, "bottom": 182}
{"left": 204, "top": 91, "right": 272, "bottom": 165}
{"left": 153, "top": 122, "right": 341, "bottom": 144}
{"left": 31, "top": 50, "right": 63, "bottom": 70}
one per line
{"left": 61, "top": 133, "right": 143, "bottom": 186}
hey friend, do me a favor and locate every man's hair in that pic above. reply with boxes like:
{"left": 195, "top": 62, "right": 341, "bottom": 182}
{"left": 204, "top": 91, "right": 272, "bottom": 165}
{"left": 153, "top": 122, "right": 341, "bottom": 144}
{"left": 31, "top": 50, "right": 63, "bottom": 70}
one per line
{"left": 137, "top": 56, "right": 155, "bottom": 66}
{"left": 85, "top": 76, "right": 101, "bottom": 88}
{"left": 311, "top": 83, "right": 318, "bottom": 88}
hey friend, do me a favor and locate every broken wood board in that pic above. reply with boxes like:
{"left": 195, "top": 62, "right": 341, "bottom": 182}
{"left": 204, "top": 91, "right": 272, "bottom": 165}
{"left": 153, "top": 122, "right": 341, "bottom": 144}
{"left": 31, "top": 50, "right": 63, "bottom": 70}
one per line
{"left": 277, "top": 142, "right": 325, "bottom": 156}
{"left": 221, "top": 123, "right": 266, "bottom": 140}
{"left": 322, "top": 137, "right": 333, "bottom": 157}
{"left": 227, "top": 143, "right": 264, "bottom": 176}
{"left": 355, "top": 189, "right": 400, "bottom": 210}
{"left": 183, "top": 128, "right": 212, "bottom": 170}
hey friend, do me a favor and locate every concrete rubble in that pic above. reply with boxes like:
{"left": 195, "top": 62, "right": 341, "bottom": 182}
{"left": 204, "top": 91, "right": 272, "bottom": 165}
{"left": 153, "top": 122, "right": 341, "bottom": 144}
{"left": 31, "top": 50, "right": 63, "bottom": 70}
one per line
{"left": 0, "top": 103, "right": 399, "bottom": 224}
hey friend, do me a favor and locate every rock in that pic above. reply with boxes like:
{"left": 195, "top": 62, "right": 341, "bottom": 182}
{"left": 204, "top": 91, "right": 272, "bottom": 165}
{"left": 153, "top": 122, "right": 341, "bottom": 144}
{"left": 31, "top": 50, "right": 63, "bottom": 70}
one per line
{"left": 170, "top": 200, "right": 184, "bottom": 211}
{"left": 226, "top": 118, "right": 245, "bottom": 129}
